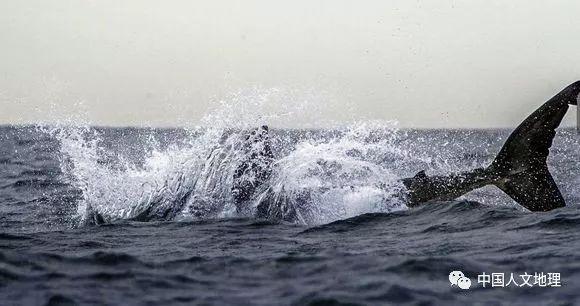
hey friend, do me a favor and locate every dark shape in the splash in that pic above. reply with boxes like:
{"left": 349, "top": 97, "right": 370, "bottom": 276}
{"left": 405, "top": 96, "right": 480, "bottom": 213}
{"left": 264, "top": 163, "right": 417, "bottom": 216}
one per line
{"left": 232, "top": 125, "right": 275, "bottom": 213}
{"left": 403, "top": 81, "right": 580, "bottom": 211}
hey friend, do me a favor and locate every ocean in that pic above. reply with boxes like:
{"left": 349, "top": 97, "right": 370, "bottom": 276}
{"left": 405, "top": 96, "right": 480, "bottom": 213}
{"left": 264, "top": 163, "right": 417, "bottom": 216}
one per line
{"left": 1, "top": 124, "right": 580, "bottom": 306}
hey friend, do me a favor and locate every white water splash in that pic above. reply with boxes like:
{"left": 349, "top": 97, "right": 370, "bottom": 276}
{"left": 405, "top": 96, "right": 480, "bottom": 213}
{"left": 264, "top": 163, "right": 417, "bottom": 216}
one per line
{"left": 42, "top": 87, "right": 443, "bottom": 225}
{"left": 255, "top": 122, "right": 410, "bottom": 224}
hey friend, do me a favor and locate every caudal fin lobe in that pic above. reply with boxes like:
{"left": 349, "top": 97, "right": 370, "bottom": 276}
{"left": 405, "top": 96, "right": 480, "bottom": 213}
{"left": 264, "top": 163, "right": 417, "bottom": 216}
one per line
{"left": 490, "top": 81, "right": 580, "bottom": 211}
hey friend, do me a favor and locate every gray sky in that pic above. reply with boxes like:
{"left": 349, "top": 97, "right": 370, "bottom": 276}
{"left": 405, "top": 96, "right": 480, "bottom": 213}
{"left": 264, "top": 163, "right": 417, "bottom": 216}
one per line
{"left": 1, "top": 0, "right": 579, "bottom": 128}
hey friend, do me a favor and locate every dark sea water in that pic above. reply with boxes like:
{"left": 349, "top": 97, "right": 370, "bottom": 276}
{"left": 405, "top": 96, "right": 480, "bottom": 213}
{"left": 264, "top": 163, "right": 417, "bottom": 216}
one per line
{"left": 2, "top": 125, "right": 580, "bottom": 306}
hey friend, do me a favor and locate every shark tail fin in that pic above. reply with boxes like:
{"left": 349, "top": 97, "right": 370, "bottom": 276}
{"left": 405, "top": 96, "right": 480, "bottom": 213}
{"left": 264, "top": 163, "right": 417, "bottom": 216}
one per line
{"left": 489, "top": 81, "right": 580, "bottom": 211}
